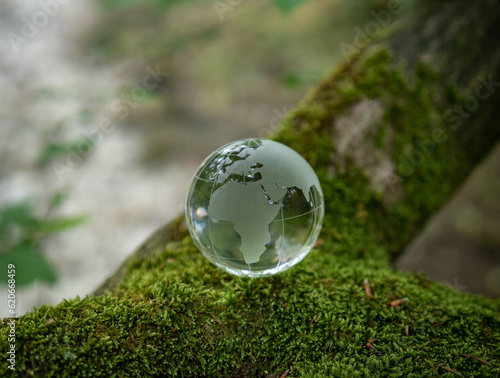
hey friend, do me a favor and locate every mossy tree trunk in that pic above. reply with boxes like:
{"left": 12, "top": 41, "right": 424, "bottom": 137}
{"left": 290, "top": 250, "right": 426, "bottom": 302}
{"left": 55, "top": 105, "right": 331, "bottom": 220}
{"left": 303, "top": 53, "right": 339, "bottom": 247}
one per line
{"left": 2, "top": 0, "right": 500, "bottom": 376}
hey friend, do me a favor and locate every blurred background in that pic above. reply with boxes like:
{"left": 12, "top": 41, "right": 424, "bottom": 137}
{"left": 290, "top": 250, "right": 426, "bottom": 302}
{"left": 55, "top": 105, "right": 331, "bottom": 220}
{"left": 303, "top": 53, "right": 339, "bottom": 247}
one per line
{"left": 0, "top": 0, "right": 498, "bottom": 317}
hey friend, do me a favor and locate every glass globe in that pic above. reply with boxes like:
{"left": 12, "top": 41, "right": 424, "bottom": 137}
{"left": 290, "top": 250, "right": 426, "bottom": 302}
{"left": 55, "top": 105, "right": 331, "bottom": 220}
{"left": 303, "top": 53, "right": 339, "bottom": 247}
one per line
{"left": 185, "top": 138, "right": 324, "bottom": 277}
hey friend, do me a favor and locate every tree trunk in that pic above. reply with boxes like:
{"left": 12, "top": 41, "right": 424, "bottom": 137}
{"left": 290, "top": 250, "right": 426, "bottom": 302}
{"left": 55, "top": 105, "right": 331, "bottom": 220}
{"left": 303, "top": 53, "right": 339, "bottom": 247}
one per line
{"left": 3, "top": 0, "right": 500, "bottom": 376}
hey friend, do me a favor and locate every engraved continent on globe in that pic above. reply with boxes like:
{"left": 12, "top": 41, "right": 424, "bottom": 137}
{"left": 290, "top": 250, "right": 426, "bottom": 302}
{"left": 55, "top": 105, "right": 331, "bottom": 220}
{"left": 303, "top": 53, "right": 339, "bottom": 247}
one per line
{"left": 185, "top": 138, "right": 324, "bottom": 277}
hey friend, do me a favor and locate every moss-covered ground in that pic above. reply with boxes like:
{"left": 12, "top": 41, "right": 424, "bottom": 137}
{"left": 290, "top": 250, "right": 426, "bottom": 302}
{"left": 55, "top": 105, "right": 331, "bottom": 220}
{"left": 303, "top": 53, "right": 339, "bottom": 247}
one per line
{"left": 1, "top": 47, "right": 499, "bottom": 377}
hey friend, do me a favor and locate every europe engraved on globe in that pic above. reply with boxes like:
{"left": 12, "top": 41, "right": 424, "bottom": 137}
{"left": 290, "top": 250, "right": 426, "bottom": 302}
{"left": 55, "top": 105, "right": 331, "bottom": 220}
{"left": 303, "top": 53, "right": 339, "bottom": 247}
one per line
{"left": 186, "top": 138, "right": 324, "bottom": 277}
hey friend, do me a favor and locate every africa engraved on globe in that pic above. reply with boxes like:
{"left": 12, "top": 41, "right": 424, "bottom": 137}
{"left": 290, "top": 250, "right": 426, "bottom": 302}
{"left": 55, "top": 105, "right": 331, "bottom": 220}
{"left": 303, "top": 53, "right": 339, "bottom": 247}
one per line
{"left": 185, "top": 138, "right": 324, "bottom": 277}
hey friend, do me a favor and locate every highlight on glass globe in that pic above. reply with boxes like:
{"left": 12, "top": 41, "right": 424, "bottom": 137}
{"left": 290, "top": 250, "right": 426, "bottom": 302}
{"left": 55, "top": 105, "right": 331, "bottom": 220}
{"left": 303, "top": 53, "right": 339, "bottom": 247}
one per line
{"left": 185, "top": 138, "right": 324, "bottom": 278}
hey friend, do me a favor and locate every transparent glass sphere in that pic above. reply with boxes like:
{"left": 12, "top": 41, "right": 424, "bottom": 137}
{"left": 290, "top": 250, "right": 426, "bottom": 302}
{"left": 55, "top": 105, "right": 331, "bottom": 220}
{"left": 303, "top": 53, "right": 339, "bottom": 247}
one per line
{"left": 185, "top": 138, "right": 324, "bottom": 277}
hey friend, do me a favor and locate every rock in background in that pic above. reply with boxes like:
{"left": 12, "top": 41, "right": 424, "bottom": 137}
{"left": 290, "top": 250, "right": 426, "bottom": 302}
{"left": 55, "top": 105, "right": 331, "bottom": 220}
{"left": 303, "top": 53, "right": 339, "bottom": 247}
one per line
{"left": 396, "top": 142, "right": 500, "bottom": 297}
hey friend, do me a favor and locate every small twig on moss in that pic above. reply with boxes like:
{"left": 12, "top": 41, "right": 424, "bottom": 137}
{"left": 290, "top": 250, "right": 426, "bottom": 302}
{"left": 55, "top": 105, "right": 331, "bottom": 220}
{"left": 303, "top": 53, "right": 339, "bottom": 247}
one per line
{"left": 463, "top": 354, "right": 492, "bottom": 366}
{"left": 363, "top": 278, "right": 372, "bottom": 297}
{"left": 390, "top": 298, "right": 408, "bottom": 308}
{"left": 280, "top": 369, "right": 290, "bottom": 378}
{"left": 405, "top": 324, "right": 409, "bottom": 336}
{"left": 438, "top": 364, "right": 462, "bottom": 376}
{"left": 314, "top": 238, "right": 324, "bottom": 247}
{"left": 2, "top": 317, "right": 18, "bottom": 325}
{"left": 311, "top": 315, "right": 317, "bottom": 324}
{"left": 366, "top": 339, "right": 376, "bottom": 349}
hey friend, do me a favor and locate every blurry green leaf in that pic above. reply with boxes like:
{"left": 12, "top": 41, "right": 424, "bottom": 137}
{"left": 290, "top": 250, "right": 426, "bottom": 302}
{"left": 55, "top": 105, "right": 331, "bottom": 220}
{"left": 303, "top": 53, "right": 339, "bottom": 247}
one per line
{"left": 271, "top": 0, "right": 309, "bottom": 14}
{"left": 49, "top": 191, "right": 69, "bottom": 210}
{"left": 36, "top": 215, "right": 88, "bottom": 234}
{"left": 102, "top": 0, "right": 144, "bottom": 10}
{"left": 156, "top": 0, "right": 191, "bottom": 10}
{"left": 0, "top": 202, "right": 38, "bottom": 236}
{"left": 37, "top": 142, "right": 70, "bottom": 166}
{"left": 37, "top": 138, "right": 96, "bottom": 166}
{"left": 0, "top": 243, "right": 57, "bottom": 287}
{"left": 0, "top": 197, "right": 87, "bottom": 287}
{"left": 282, "top": 72, "right": 302, "bottom": 88}
{"left": 102, "top": 0, "right": 191, "bottom": 11}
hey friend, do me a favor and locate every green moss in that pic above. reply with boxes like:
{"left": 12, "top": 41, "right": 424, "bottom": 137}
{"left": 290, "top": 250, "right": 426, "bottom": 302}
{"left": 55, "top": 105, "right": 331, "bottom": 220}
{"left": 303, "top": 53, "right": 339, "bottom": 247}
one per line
{"left": 1, "top": 47, "right": 499, "bottom": 377}
{"left": 2, "top": 238, "right": 499, "bottom": 376}
{"left": 273, "top": 47, "right": 472, "bottom": 259}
